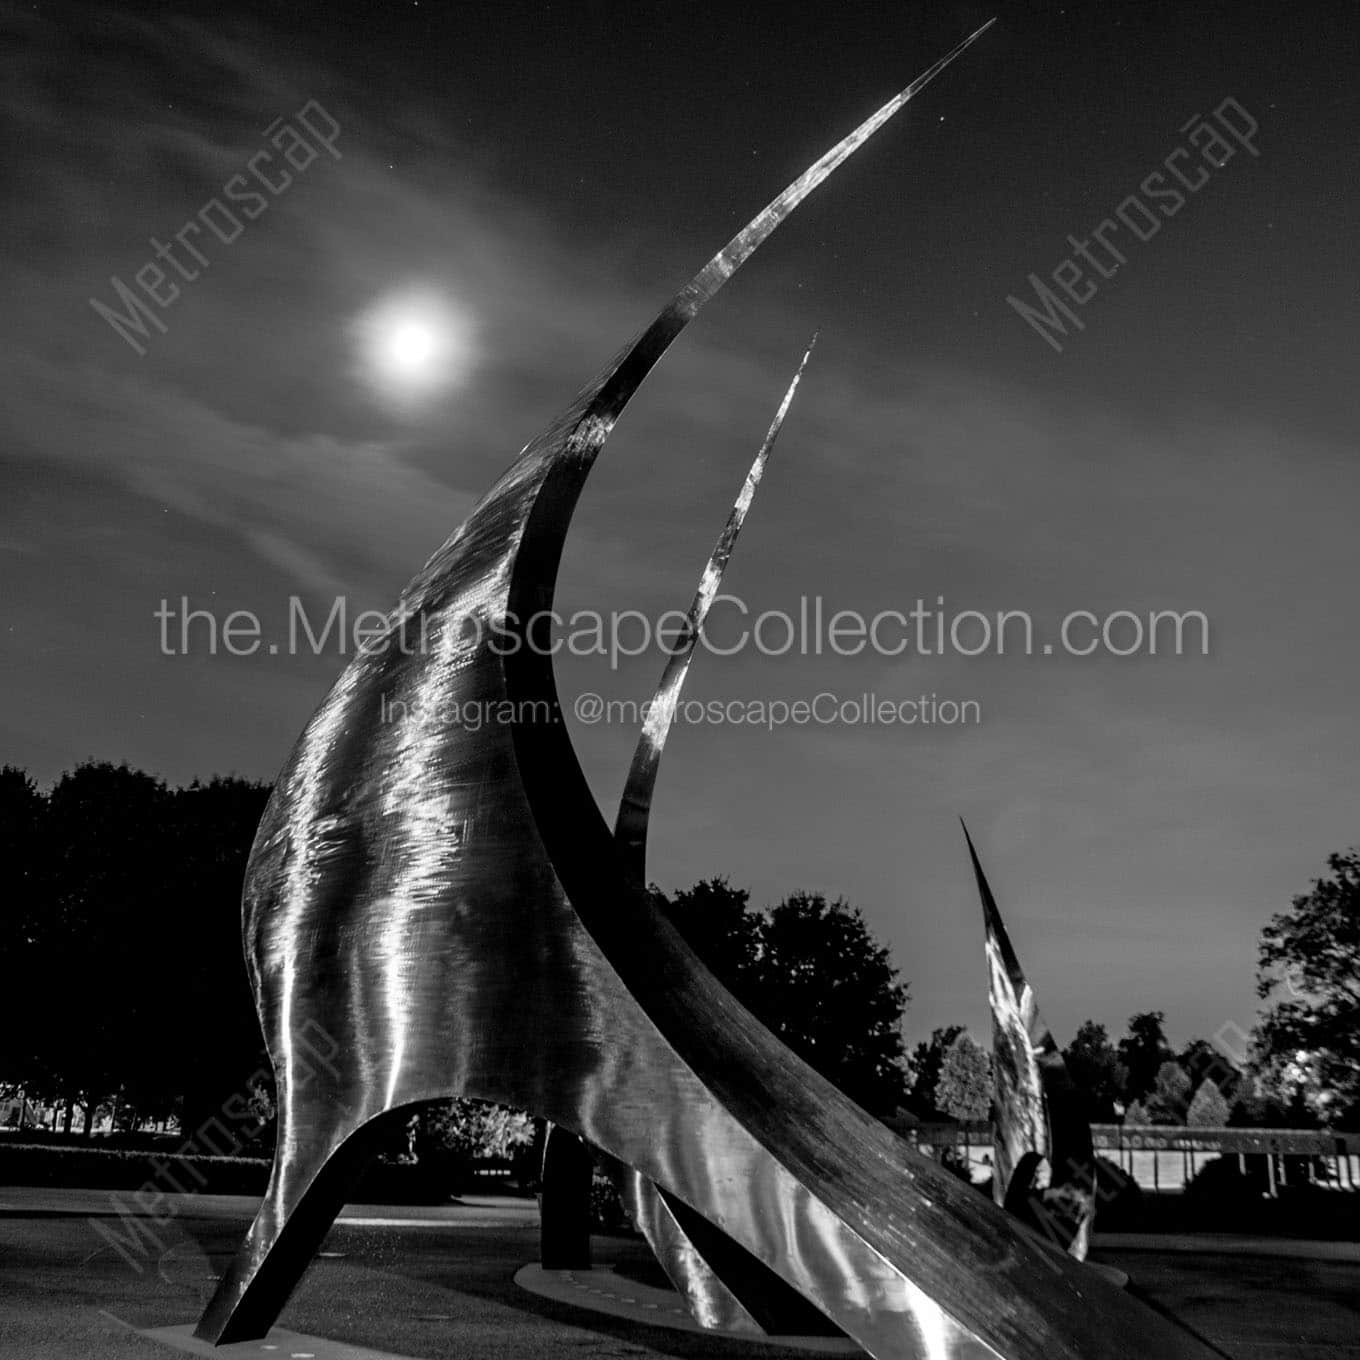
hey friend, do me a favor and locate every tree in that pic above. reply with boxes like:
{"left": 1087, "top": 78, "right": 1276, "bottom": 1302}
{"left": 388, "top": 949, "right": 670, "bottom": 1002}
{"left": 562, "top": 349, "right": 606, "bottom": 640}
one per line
{"left": 1179, "top": 1037, "right": 1241, "bottom": 1106}
{"left": 1254, "top": 849, "right": 1360, "bottom": 1126}
{"left": 1124, "top": 1098, "right": 1150, "bottom": 1125}
{"left": 907, "top": 1025, "right": 964, "bottom": 1118}
{"left": 34, "top": 761, "right": 174, "bottom": 1134}
{"left": 2, "top": 763, "right": 271, "bottom": 1138}
{"left": 0, "top": 767, "right": 45, "bottom": 1092}
{"left": 1227, "top": 1077, "right": 1295, "bottom": 1129}
{"left": 1145, "top": 1060, "right": 1192, "bottom": 1125}
{"left": 753, "top": 891, "right": 909, "bottom": 1114}
{"left": 1063, "top": 1020, "right": 1126, "bottom": 1121}
{"left": 663, "top": 883, "right": 910, "bottom": 1115}
{"left": 1117, "top": 1011, "right": 1173, "bottom": 1103}
{"left": 162, "top": 776, "right": 272, "bottom": 1140}
{"left": 1185, "top": 1078, "right": 1230, "bottom": 1128}
{"left": 418, "top": 1098, "right": 535, "bottom": 1161}
{"left": 663, "top": 878, "right": 761, "bottom": 995}
{"left": 413, "top": 1098, "right": 536, "bottom": 1195}
{"left": 936, "top": 1032, "right": 992, "bottom": 1122}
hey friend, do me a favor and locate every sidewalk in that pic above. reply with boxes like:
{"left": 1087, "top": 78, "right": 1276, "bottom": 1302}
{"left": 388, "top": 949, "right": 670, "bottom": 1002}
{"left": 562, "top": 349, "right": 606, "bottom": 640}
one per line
{"left": 7, "top": 1186, "right": 1356, "bottom": 1260}
{"left": 1093, "top": 1231, "right": 1360, "bottom": 1261}
{"left": 0, "top": 1186, "right": 539, "bottom": 1226}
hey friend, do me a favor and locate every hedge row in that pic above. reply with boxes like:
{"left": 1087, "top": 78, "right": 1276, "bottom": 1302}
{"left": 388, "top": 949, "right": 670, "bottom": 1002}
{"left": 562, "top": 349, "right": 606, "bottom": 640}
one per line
{"left": 0, "top": 1142, "right": 492, "bottom": 1202}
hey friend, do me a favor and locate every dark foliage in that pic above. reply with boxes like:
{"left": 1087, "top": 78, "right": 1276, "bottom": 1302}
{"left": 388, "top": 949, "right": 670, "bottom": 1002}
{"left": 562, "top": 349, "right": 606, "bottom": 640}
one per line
{"left": 2, "top": 762, "right": 271, "bottom": 1135}
{"left": 1254, "top": 849, "right": 1360, "bottom": 1126}
{"left": 1117, "top": 1011, "right": 1174, "bottom": 1103}
{"left": 906, "top": 1025, "right": 965, "bottom": 1119}
{"left": 661, "top": 879, "right": 910, "bottom": 1115}
{"left": 1062, "top": 1020, "right": 1126, "bottom": 1121}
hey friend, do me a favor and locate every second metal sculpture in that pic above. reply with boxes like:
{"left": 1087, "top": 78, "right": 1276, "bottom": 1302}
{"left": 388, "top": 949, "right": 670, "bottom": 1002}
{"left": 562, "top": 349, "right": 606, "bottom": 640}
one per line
{"left": 963, "top": 822, "right": 1097, "bottom": 1259}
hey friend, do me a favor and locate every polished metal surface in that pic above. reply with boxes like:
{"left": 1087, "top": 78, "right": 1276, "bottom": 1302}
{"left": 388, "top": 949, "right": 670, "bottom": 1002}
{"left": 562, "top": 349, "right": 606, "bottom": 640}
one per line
{"left": 615, "top": 331, "right": 817, "bottom": 883}
{"left": 622, "top": 1168, "right": 764, "bottom": 1334}
{"left": 195, "top": 20, "right": 1227, "bottom": 1360}
{"left": 538, "top": 337, "right": 828, "bottom": 1332}
{"left": 616, "top": 336, "right": 837, "bottom": 1335}
{"left": 961, "top": 822, "right": 1096, "bottom": 1259}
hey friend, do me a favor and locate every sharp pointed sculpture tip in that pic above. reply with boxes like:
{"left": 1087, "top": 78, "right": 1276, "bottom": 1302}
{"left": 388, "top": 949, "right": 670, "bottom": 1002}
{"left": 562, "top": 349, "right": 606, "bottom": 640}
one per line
{"left": 796, "top": 330, "right": 819, "bottom": 377}
{"left": 918, "top": 16, "right": 999, "bottom": 87}
{"left": 960, "top": 816, "right": 980, "bottom": 856}
{"left": 794, "top": 328, "right": 819, "bottom": 372}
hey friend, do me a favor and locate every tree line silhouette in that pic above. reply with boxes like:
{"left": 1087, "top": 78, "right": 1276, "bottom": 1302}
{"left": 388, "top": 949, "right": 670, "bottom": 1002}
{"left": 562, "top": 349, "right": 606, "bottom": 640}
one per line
{"left": 2, "top": 761, "right": 1355, "bottom": 1141}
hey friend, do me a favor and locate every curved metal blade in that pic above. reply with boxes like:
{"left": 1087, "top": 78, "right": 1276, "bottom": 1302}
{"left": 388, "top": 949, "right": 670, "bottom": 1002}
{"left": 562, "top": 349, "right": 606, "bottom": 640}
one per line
{"left": 615, "top": 336, "right": 827, "bottom": 1334}
{"left": 615, "top": 331, "right": 818, "bottom": 879}
{"left": 961, "top": 820, "right": 1096, "bottom": 1258}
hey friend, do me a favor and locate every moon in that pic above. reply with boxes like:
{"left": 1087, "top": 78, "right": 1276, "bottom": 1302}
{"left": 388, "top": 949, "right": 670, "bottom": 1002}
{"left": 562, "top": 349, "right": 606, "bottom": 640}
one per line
{"left": 353, "top": 290, "right": 472, "bottom": 410}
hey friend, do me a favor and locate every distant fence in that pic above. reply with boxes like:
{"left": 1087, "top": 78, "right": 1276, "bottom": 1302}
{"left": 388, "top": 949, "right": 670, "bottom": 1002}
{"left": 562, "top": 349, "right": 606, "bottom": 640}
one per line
{"left": 904, "top": 1122, "right": 1360, "bottom": 1195}
{"left": 1092, "top": 1124, "right": 1360, "bottom": 1195}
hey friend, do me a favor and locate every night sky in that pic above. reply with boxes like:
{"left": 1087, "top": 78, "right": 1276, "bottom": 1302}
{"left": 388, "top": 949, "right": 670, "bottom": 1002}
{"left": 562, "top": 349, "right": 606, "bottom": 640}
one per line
{"left": 3, "top": 0, "right": 1357, "bottom": 1051}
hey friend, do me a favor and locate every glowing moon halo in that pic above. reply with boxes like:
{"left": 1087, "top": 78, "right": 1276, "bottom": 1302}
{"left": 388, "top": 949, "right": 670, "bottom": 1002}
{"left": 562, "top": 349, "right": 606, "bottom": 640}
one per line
{"left": 353, "top": 290, "right": 471, "bottom": 409}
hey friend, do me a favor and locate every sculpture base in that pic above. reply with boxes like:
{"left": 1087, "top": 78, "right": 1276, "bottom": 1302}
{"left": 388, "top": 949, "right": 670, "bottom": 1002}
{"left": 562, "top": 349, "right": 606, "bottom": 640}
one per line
{"left": 1085, "top": 1260, "right": 1131, "bottom": 1290}
{"left": 142, "top": 1273, "right": 861, "bottom": 1359}
{"left": 141, "top": 1322, "right": 414, "bottom": 1358}
{"left": 513, "top": 1265, "right": 860, "bottom": 1351}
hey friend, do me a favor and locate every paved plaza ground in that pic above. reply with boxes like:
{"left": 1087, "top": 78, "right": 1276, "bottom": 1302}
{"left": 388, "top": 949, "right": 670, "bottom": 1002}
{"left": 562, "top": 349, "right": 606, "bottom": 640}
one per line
{"left": 1, "top": 1191, "right": 1356, "bottom": 1360}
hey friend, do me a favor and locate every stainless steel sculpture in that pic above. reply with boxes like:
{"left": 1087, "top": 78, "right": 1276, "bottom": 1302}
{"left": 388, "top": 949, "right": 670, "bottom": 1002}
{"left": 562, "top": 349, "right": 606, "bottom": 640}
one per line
{"left": 613, "top": 335, "right": 842, "bottom": 1336}
{"left": 539, "top": 336, "right": 819, "bottom": 1326}
{"left": 613, "top": 333, "right": 816, "bottom": 884}
{"left": 196, "top": 21, "right": 1227, "bottom": 1359}
{"left": 962, "top": 822, "right": 1096, "bottom": 1259}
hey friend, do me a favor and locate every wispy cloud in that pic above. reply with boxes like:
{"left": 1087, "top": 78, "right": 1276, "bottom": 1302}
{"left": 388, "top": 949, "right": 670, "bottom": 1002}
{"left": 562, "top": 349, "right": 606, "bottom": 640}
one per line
{"left": 4, "top": 4, "right": 1358, "bottom": 1049}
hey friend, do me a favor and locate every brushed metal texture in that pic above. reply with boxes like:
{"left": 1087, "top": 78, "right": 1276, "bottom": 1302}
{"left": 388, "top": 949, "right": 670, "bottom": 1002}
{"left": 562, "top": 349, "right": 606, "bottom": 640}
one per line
{"left": 615, "top": 335, "right": 830, "bottom": 1335}
{"left": 963, "top": 822, "right": 1096, "bottom": 1259}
